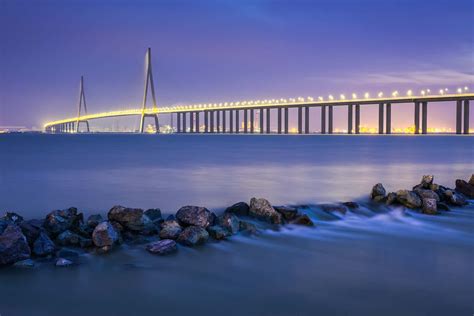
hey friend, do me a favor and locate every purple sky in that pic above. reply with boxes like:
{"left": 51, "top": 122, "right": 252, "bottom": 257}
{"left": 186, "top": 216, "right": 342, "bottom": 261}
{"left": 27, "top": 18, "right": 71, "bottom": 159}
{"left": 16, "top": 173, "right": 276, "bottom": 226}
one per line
{"left": 1, "top": 0, "right": 473, "bottom": 130}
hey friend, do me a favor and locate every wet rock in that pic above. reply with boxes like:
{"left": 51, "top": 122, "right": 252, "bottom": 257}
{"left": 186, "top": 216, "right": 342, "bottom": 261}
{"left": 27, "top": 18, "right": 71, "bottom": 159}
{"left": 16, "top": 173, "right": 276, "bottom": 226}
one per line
{"left": 225, "top": 202, "right": 250, "bottom": 216}
{"left": 420, "top": 175, "right": 434, "bottom": 189}
{"left": 92, "top": 221, "right": 120, "bottom": 248}
{"left": 386, "top": 192, "right": 398, "bottom": 205}
{"left": 414, "top": 189, "right": 440, "bottom": 202}
{"left": 342, "top": 202, "right": 359, "bottom": 209}
{"left": 19, "top": 219, "right": 44, "bottom": 245}
{"left": 33, "top": 231, "right": 56, "bottom": 256}
{"left": 13, "top": 259, "right": 35, "bottom": 268}
{"left": 57, "top": 230, "right": 92, "bottom": 248}
{"left": 370, "top": 183, "right": 386, "bottom": 202}
{"left": 166, "top": 215, "right": 175, "bottom": 221}
{"left": 159, "top": 220, "right": 183, "bottom": 240}
{"left": 396, "top": 190, "right": 422, "bottom": 209}
{"left": 108, "top": 205, "right": 149, "bottom": 231}
{"left": 469, "top": 174, "right": 474, "bottom": 185}
{"left": 422, "top": 198, "right": 438, "bottom": 215}
{"left": 86, "top": 214, "right": 103, "bottom": 229}
{"left": 0, "top": 224, "right": 31, "bottom": 266}
{"left": 176, "top": 206, "right": 214, "bottom": 228}
{"left": 0, "top": 212, "right": 24, "bottom": 235}
{"left": 437, "top": 202, "right": 451, "bottom": 211}
{"left": 217, "top": 213, "right": 240, "bottom": 234}
{"left": 146, "top": 239, "right": 177, "bottom": 255}
{"left": 444, "top": 190, "right": 467, "bottom": 206}
{"left": 455, "top": 179, "right": 474, "bottom": 198}
{"left": 290, "top": 214, "right": 314, "bottom": 226}
{"left": 55, "top": 258, "right": 73, "bottom": 267}
{"left": 207, "top": 225, "right": 231, "bottom": 240}
{"left": 249, "top": 198, "right": 282, "bottom": 224}
{"left": 274, "top": 206, "right": 298, "bottom": 221}
{"left": 320, "top": 204, "right": 348, "bottom": 214}
{"left": 144, "top": 208, "right": 163, "bottom": 224}
{"left": 56, "top": 248, "right": 82, "bottom": 260}
{"left": 177, "top": 226, "right": 209, "bottom": 246}
{"left": 239, "top": 221, "right": 258, "bottom": 235}
{"left": 44, "top": 207, "right": 83, "bottom": 236}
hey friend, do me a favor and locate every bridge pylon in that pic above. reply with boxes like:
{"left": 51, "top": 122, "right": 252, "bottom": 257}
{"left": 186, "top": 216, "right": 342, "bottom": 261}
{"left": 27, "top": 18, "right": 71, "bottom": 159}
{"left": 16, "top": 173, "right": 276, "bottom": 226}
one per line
{"left": 76, "top": 76, "right": 90, "bottom": 133}
{"left": 139, "top": 47, "right": 159, "bottom": 133}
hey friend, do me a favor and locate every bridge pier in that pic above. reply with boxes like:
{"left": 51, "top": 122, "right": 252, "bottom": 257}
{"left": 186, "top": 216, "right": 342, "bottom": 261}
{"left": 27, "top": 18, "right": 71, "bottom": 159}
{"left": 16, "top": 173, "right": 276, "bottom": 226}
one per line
{"left": 298, "top": 107, "right": 303, "bottom": 134}
{"left": 348, "top": 104, "right": 353, "bottom": 134}
{"left": 277, "top": 108, "right": 282, "bottom": 134}
{"left": 244, "top": 109, "right": 248, "bottom": 133}
{"left": 422, "top": 101, "right": 428, "bottom": 134}
{"left": 176, "top": 113, "right": 181, "bottom": 133}
{"left": 463, "top": 100, "right": 470, "bottom": 134}
{"left": 355, "top": 104, "right": 360, "bottom": 134}
{"left": 456, "top": 100, "right": 462, "bottom": 134}
{"left": 414, "top": 102, "right": 420, "bottom": 134}
{"left": 260, "top": 108, "right": 264, "bottom": 134}
{"left": 250, "top": 109, "right": 255, "bottom": 133}
{"left": 378, "top": 103, "right": 384, "bottom": 134}
{"left": 183, "top": 112, "right": 187, "bottom": 133}
{"left": 321, "top": 106, "right": 326, "bottom": 134}
{"left": 210, "top": 111, "right": 215, "bottom": 133}
{"left": 229, "top": 110, "right": 233, "bottom": 133}
{"left": 204, "top": 111, "right": 208, "bottom": 133}
{"left": 195, "top": 112, "right": 200, "bottom": 133}
{"left": 235, "top": 110, "right": 240, "bottom": 134}
{"left": 284, "top": 108, "right": 289, "bottom": 134}
{"left": 266, "top": 108, "right": 271, "bottom": 133}
{"left": 223, "top": 110, "right": 226, "bottom": 133}
{"left": 189, "top": 112, "right": 194, "bottom": 133}
{"left": 328, "top": 106, "right": 333, "bottom": 134}
{"left": 305, "top": 107, "right": 310, "bottom": 134}
{"left": 76, "top": 120, "right": 90, "bottom": 133}
{"left": 386, "top": 103, "right": 392, "bottom": 134}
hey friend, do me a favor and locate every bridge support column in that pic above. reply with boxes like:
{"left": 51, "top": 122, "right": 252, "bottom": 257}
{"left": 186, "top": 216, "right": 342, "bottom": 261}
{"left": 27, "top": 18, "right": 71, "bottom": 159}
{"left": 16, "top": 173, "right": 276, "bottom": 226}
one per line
{"left": 229, "top": 110, "right": 233, "bottom": 133}
{"left": 195, "top": 112, "right": 200, "bottom": 133}
{"left": 140, "top": 114, "right": 158, "bottom": 133}
{"left": 456, "top": 100, "right": 463, "bottom": 134}
{"left": 277, "top": 108, "right": 282, "bottom": 134}
{"left": 284, "top": 108, "right": 289, "bottom": 134}
{"left": 414, "top": 102, "right": 420, "bottom": 134}
{"left": 305, "top": 106, "right": 310, "bottom": 134}
{"left": 259, "top": 108, "right": 264, "bottom": 134}
{"left": 422, "top": 101, "right": 428, "bottom": 134}
{"left": 386, "top": 103, "right": 391, "bottom": 134}
{"left": 223, "top": 110, "right": 226, "bottom": 133}
{"left": 244, "top": 109, "right": 248, "bottom": 133}
{"left": 177, "top": 113, "right": 181, "bottom": 133}
{"left": 464, "top": 100, "right": 470, "bottom": 134}
{"left": 183, "top": 112, "right": 187, "bottom": 133}
{"left": 250, "top": 109, "right": 254, "bottom": 133}
{"left": 216, "top": 111, "right": 220, "bottom": 133}
{"left": 321, "top": 105, "right": 326, "bottom": 134}
{"left": 328, "top": 106, "right": 333, "bottom": 134}
{"left": 378, "top": 103, "right": 384, "bottom": 134}
{"left": 355, "top": 104, "right": 360, "bottom": 134}
{"left": 204, "top": 111, "right": 208, "bottom": 133}
{"left": 235, "top": 110, "right": 239, "bottom": 134}
{"left": 348, "top": 104, "right": 353, "bottom": 134}
{"left": 298, "top": 107, "right": 302, "bottom": 134}
{"left": 210, "top": 111, "right": 214, "bottom": 133}
{"left": 266, "top": 108, "right": 270, "bottom": 133}
{"left": 189, "top": 112, "right": 194, "bottom": 133}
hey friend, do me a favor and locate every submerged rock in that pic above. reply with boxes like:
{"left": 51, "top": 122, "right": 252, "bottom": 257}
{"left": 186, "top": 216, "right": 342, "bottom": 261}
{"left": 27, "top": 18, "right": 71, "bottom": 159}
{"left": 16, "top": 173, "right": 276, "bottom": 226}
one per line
{"left": 239, "top": 221, "right": 258, "bottom": 235}
{"left": 146, "top": 239, "right": 177, "bottom": 255}
{"left": 0, "top": 224, "right": 31, "bottom": 266}
{"left": 225, "top": 202, "right": 250, "bottom": 216}
{"left": 56, "top": 248, "right": 82, "bottom": 260}
{"left": 320, "top": 204, "right": 348, "bottom": 214}
{"left": 396, "top": 190, "right": 422, "bottom": 209}
{"left": 176, "top": 206, "right": 214, "bottom": 228}
{"left": 33, "top": 231, "right": 56, "bottom": 256}
{"left": 108, "top": 205, "right": 150, "bottom": 232}
{"left": 55, "top": 258, "right": 73, "bottom": 267}
{"left": 249, "top": 198, "right": 282, "bottom": 224}
{"left": 437, "top": 202, "right": 451, "bottom": 211}
{"left": 92, "top": 221, "right": 120, "bottom": 248}
{"left": 44, "top": 207, "right": 83, "bottom": 236}
{"left": 207, "top": 225, "right": 231, "bottom": 240}
{"left": 422, "top": 198, "right": 438, "bottom": 215}
{"left": 444, "top": 190, "right": 467, "bottom": 206}
{"left": 177, "top": 226, "right": 209, "bottom": 246}
{"left": 342, "top": 202, "right": 359, "bottom": 209}
{"left": 159, "top": 220, "right": 183, "bottom": 240}
{"left": 274, "top": 206, "right": 298, "bottom": 221}
{"left": 290, "top": 214, "right": 314, "bottom": 226}
{"left": 217, "top": 213, "right": 240, "bottom": 234}
{"left": 13, "top": 259, "right": 36, "bottom": 268}
{"left": 455, "top": 179, "right": 474, "bottom": 198}
{"left": 370, "top": 183, "right": 386, "bottom": 202}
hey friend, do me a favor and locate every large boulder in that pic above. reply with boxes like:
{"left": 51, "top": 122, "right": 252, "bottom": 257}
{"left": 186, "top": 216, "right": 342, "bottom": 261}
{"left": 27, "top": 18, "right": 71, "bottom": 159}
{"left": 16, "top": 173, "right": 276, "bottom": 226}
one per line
{"left": 57, "top": 230, "right": 92, "bottom": 248}
{"left": 225, "top": 202, "right": 250, "bottom": 216}
{"left": 0, "top": 212, "right": 24, "bottom": 235}
{"left": 92, "top": 221, "right": 120, "bottom": 248}
{"left": 455, "top": 179, "right": 474, "bottom": 198}
{"left": 422, "top": 198, "right": 438, "bottom": 215}
{"left": 274, "top": 206, "right": 298, "bottom": 221}
{"left": 144, "top": 208, "right": 163, "bottom": 224}
{"left": 0, "top": 224, "right": 31, "bottom": 266}
{"left": 207, "top": 225, "right": 231, "bottom": 240}
{"left": 414, "top": 189, "right": 440, "bottom": 202}
{"left": 108, "top": 205, "right": 151, "bottom": 232}
{"left": 444, "top": 190, "right": 467, "bottom": 206}
{"left": 86, "top": 214, "right": 103, "bottom": 229}
{"left": 249, "top": 198, "right": 282, "bottom": 224}
{"left": 370, "top": 183, "right": 386, "bottom": 202}
{"left": 386, "top": 192, "right": 398, "bottom": 205}
{"left": 19, "top": 219, "right": 44, "bottom": 245}
{"left": 33, "top": 231, "right": 56, "bottom": 256}
{"left": 159, "top": 220, "right": 183, "bottom": 240}
{"left": 44, "top": 207, "right": 83, "bottom": 236}
{"left": 146, "top": 239, "right": 177, "bottom": 255}
{"left": 396, "top": 190, "right": 422, "bottom": 209}
{"left": 217, "top": 213, "right": 240, "bottom": 234}
{"left": 177, "top": 226, "right": 209, "bottom": 246}
{"left": 176, "top": 206, "right": 214, "bottom": 228}
{"left": 420, "top": 175, "right": 434, "bottom": 189}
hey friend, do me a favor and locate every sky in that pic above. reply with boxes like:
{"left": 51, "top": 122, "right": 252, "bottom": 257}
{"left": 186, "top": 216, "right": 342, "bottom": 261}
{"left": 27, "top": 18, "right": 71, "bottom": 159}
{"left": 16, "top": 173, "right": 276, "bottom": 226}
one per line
{"left": 0, "top": 0, "right": 473, "bottom": 130}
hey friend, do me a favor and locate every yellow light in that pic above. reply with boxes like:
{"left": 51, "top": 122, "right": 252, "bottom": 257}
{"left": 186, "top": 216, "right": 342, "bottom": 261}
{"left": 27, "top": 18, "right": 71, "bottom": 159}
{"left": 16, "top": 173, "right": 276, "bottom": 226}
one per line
{"left": 318, "top": 96, "right": 323, "bottom": 101}
{"left": 407, "top": 90, "right": 412, "bottom": 96}
{"left": 328, "top": 95, "right": 334, "bottom": 100}
{"left": 427, "top": 89, "right": 431, "bottom": 93}
{"left": 439, "top": 89, "right": 444, "bottom": 95}
{"left": 457, "top": 88, "right": 463, "bottom": 93}
{"left": 364, "top": 92, "right": 370, "bottom": 99}
{"left": 392, "top": 91, "right": 399, "bottom": 97}
{"left": 464, "top": 86, "right": 469, "bottom": 91}
{"left": 352, "top": 93, "right": 357, "bottom": 99}
{"left": 340, "top": 94, "right": 345, "bottom": 100}
{"left": 378, "top": 92, "right": 383, "bottom": 98}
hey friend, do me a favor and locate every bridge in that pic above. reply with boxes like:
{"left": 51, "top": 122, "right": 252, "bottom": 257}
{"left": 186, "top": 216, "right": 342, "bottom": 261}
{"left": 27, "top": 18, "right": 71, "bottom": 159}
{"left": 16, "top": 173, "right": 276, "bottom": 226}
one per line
{"left": 44, "top": 48, "right": 473, "bottom": 135}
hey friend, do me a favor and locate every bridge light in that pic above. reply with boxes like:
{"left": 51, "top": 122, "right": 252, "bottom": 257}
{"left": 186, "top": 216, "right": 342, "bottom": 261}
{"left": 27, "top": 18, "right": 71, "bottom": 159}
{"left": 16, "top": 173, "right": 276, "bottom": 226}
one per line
{"left": 364, "top": 92, "right": 370, "bottom": 99}
{"left": 406, "top": 90, "right": 413, "bottom": 96}
{"left": 340, "top": 94, "right": 345, "bottom": 100}
{"left": 378, "top": 92, "right": 383, "bottom": 98}
{"left": 308, "top": 96, "right": 314, "bottom": 101}
{"left": 318, "top": 96, "right": 324, "bottom": 101}
{"left": 457, "top": 88, "right": 463, "bottom": 93}
{"left": 328, "top": 95, "right": 334, "bottom": 100}
{"left": 421, "top": 90, "right": 426, "bottom": 96}
{"left": 427, "top": 89, "right": 431, "bottom": 94}
{"left": 352, "top": 93, "right": 357, "bottom": 99}
{"left": 464, "top": 86, "right": 469, "bottom": 91}
{"left": 439, "top": 89, "right": 444, "bottom": 95}
{"left": 392, "top": 91, "right": 399, "bottom": 97}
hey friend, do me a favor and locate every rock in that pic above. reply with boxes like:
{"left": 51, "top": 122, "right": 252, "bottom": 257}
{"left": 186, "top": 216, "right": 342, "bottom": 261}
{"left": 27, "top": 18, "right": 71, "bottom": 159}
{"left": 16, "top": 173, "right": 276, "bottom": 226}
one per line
{"left": 370, "top": 183, "right": 386, "bottom": 202}
{"left": 144, "top": 208, "right": 163, "bottom": 223}
{"left": 422, "top": 198, "right": 438, "bottom": 215}
{"left": 19, "top": 219, "right": 44, "bottom": 245}
{"left": 290, "top": 214, "right": 314, "bottom": 226}
{"left": 225, "top": 202, "right": 250, "bottom": 216}
{"left": 86, "top": 214, "right": 103, "bottom": 229}
{"left": 146, "top": 239, "right": 177, "bottom": 255}
{"left": 217, "top": 213, "right": 240, "bottom": 234}
{"left": 420, "top": 175, "right": 434, "bottom": 189}
{"left": 56, "top": 248, "right": 82, "bottom": 260}
{"left": 96, "top": 246, "right": 113, "bottom": 254}
{"left": 444, "top": 190, "right": 467, "bottom": 206}
{"left": 33, "top": 231, "right": 56, "bottom": 256}
{"left": 207, "top": 225, "right": 231, "bottom": 240}
{"left": 386, "top": 192, "right": 398, "bottom": 205}
{"left": 166, "top": 215, "right": 175, "bottom": 221}
{"left": 55, "top": 258, "right": 73, "bottom": 267}
{"left": 414, "top": 189, "right": 440, "bottom": 202}
{"left": 239, "top": 221, "right": 258, "bottom": 235}
{"left": 469, "top": 174, "right": 474, "bottom": 185}
{"left": 92, "top": 221, "right": 120, "bottom": 247}
{"left": 177, "top": 226, "right": 209, "bottom": 246}
{"left": 44, "top": 207, "right": 83, "bottom": 236}
{"left": 249, "top": 198, "right": 282, "bottom": 224}
{"left": 56, "top": 230, "right": 92, "bottom": 248}
{"left": 159, "top": 220, "right": 183, "bottom": 240}
{"left": 0, "top": 224, "right": 31, "bottom": 266}
{"left": 342, "top": 202, "right": 359, "bottom": 209}
{"left": 13, "top": 259, "right": 35, "bottom": 268}
{"left": 0, "top": 212, "right": 24, "bottom": 235}
{"left": 455, "top": 179, "right": 474, "bottom": 198}
{"left": 437, "top": 202, "right": 451, "bottom": 211}
{"left": 320, "top": 204, "right": 348, "bottom": 214}
{"left": 175, "top": 206, "right": 214, "bottom": 228}
{"left": 274, "top": 206, "right": 298, "bottom": 221}
{"left": 108, "top": 205, "right": 149, "bottom": 231}
{"left": 396, "top": 190, "right": 422, "bottom": 209}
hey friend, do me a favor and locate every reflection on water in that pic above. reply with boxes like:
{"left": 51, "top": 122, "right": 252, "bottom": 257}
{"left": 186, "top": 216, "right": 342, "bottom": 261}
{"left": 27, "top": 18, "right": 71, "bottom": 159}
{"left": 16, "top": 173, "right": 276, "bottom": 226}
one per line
{"left": 0, "top": 134, "right": 473, "bottom": 316}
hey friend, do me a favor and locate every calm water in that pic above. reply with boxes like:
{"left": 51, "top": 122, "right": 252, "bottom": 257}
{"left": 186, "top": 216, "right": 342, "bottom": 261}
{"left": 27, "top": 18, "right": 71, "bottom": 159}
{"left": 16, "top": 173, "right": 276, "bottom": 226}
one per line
{"left": 0, "top": 134, "right": 473, "bottom": 316}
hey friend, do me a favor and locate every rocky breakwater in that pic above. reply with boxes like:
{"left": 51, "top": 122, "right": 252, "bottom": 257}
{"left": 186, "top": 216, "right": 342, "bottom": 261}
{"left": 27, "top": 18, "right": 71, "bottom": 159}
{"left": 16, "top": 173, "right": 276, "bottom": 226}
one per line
{"left": 0, "top": 198, "right": 314, "bottom": 268}
{"left": 370, "top": 174, "right": 473, "bottom": 215}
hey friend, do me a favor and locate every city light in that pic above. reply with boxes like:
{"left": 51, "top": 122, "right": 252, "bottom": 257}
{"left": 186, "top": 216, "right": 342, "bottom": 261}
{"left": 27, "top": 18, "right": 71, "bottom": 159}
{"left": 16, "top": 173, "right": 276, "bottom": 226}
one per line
{"left": 392, "top": 91, "right": 399, "bottom": 97}
{"left": 328, "top": 95, "right": 334, "bottom": 100}
{"left": 378, "top": 92, "right": 383, "bottom": 98}
{"left": 407, "top": 90, "right": 413, "bottom": 96}
{"left": 364, "top": 92, "right": 370, "bottom": 99}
